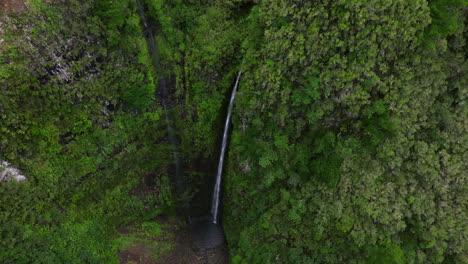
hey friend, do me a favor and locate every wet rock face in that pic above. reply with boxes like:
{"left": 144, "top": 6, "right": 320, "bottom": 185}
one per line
{"left": 0, "top": 161, "right": 26, "bottom": 182}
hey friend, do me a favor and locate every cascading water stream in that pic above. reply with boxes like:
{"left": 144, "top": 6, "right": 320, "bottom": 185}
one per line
{"left": 211, "top": 72, "right": 242, "bottom": 224}
{"left": 135, "top": 0, "right": 185, "bottom": 217}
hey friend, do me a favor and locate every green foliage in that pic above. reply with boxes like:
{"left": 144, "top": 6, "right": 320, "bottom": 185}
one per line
{"left": 1, "top": 0, "right": 466, "bottom": 263}
{"left": 366, "top": 241, "right": 405, "bottom": 264}
{"left": 423, "top": 0, "right": 467, "bottom": 49}
{"left": 310, "top": 130, "right": 343, "bottom": 188}
{"left": 213, "top": 0, "right": 466, "bottom": 263}
{"left": 146, "top": 0, "right": 247, "bottom": 160}
{"left": 113, "top": 221, "right": 173, "bottom": 262}
{"left": 145, "top": 0, "right": 466, "bottom": 262}
{"left": 0, "top": 0, "right": 174, "bottom": 262}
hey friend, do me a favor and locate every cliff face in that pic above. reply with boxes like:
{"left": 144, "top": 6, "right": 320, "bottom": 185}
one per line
{"left": 0, "top": 1, "right": 170, "bottom": 262}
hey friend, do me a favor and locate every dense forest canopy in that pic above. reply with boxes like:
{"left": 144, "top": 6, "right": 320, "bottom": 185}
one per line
{"left": 0, "top": 0, "right": 466, "bottom": 263}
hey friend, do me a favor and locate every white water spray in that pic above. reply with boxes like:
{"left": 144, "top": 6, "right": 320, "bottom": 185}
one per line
{"left": 211, "top": 72, "right": 242, "bottom": 224}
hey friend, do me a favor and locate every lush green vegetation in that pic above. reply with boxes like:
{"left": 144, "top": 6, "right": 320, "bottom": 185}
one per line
{"left": 0, "top": 0, "right": 172, "bottom": 262}
{"left": 114, "top": 220, "right": 174, "bottom": 262}
{"left": 149, "top": 0, "right": 467, "bottom": 263}
{"left": 1, "top": 0, "right": 466, "bottom": 263}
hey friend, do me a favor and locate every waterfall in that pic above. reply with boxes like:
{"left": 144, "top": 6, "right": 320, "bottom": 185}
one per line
{"left": 161, "top": 79, "right": 183, "bottom": 183}
{"left": 211, "top": 71, "right": 242, "bottom": 224}
{"left": 135, "top": 0, "right": 186, "bottom": 218}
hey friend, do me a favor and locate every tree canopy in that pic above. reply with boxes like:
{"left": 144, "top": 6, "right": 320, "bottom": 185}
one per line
{"left": 0, "top": 0, "right": 466, "bottom": 263}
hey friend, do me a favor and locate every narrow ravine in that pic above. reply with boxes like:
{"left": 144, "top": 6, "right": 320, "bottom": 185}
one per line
{"left": 135, "top": 0, "right": 187, "bottom": 216}
{"left": 134, "top": 0, "right": 230, "bottom": 263}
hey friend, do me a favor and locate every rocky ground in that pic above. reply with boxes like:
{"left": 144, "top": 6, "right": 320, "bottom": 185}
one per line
{"left": 118, "top": 216, "right": 228, "bottom": 264}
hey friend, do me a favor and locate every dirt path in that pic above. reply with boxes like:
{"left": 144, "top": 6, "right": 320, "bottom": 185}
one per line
{"left": 0, "top": 0, "right": 26, "bottom": 15}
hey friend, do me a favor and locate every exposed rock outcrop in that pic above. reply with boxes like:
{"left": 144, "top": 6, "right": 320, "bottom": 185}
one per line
{"left": 0, "top": 161, "right": 26, "bottom": 182}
